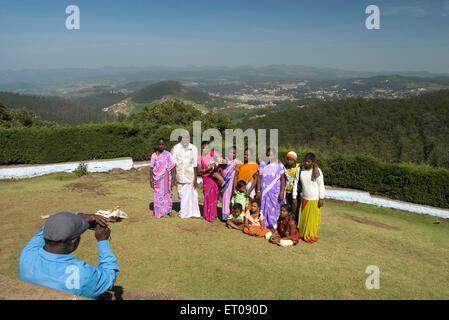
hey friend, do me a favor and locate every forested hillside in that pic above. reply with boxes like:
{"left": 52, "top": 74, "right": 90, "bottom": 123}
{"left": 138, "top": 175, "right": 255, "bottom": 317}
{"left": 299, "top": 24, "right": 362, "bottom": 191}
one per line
{"left": 0, "top": 104, "right": 55, "bottom": 128}
{"left": 132, "top": 80, "right": 228, "bottom": 108}
{"left": 72, "top": 91, "right": 126, "bottom": 109}
{"left": 0, "top": 91, "right": 115, "bottom": 125}
{"left": 240, "top": 90, "right": 449, "bottom": 169}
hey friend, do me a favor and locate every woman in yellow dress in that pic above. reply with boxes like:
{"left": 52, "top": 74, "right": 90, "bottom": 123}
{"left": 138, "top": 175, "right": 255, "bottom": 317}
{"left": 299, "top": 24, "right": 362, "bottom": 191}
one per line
{"left": 292, "top": 153, "right": 325, "bottom": 243}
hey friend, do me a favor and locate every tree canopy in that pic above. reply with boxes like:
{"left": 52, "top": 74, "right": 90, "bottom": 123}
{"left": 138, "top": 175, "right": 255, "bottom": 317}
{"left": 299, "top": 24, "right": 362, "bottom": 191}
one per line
{"left": 240, "top": 90, "right": 449, "bottom": 169}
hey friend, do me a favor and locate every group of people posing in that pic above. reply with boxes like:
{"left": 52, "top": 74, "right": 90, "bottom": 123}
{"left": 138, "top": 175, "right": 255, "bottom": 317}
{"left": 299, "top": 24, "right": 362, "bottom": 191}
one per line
{"left": 150, "top": 130, "right": 326, "bottom": 245}
{"left": 18, "top": 130, "right": 326, "bottom": 299}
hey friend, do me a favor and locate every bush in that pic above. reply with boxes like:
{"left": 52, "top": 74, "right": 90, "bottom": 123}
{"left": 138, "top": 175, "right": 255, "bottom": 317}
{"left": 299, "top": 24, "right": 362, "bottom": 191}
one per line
{"left": 75, "top": 162, "right": 88, "bottom": 177}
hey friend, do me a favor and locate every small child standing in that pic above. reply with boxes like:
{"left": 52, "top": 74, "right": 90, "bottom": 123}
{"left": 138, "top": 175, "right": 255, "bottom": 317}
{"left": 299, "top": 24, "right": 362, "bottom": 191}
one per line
{"left": 269, "top": 204, "right": 300, "bottom": 247}
{"left": 231, "top": 180, "right": 250, "bottom": 212}
{"left": 226, "top": 203, "right": 245, "bottom": 230}
{"left": 243, "top": 200, "right": 272, "bottom": 239}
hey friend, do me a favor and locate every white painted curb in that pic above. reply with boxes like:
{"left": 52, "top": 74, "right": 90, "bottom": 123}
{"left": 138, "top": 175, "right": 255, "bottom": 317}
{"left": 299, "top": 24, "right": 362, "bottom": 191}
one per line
{"left": 0, "top": 158, "right": 133, "bottom": 180}
{"left": 0, "top": 161, "right": 447, "bottom": 219}
{"left": 325, "top": 189, "right": 449, "bottom": 219}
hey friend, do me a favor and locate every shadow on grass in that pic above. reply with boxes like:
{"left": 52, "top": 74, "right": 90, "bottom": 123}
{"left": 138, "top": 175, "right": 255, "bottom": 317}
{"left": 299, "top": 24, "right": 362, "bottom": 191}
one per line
{"left": 98, "top": 285, "right": 124, "bottom": 300}
{"left": 149, "top": 201, "right": 225, "bottom": 221}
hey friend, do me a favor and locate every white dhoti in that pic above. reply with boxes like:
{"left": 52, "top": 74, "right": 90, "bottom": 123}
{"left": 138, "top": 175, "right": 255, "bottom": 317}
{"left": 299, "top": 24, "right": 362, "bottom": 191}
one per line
{"left": 177, "top": 183, "right": 201, "bottom": 218}
{"left": 246, "top": 181, "right": 256, "bottom": 199}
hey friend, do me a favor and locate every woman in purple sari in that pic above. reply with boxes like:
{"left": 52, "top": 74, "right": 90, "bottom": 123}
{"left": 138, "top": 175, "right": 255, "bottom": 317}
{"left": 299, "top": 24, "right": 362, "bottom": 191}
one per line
{"left": 220, "top": 146, "right": 240, "bottom": 220}
{"left": 198, "top": 141, "right": 222, "bottom": 222}
{"left": 150, "top": 138, "right": 175, "bottom": 218}
{"left": 257, "top": 147, "right": 288, "bottom": 230}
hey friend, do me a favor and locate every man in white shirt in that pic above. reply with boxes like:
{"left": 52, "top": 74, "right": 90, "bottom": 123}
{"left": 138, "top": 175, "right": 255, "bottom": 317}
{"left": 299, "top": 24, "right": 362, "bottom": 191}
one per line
{"left": 291, "top": 153, "right": 325, "bottom": 243}
{"left": 171, "top": 130, "right": 201, "bottom": 218}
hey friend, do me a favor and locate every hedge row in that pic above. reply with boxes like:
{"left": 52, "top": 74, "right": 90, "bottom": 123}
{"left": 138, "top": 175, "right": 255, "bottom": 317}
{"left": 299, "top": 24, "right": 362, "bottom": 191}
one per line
{"left": 0, "top": 123, "right": 178, "bottom": 164}
{"left": 279, "top": 148, "right": 449, "bottom": 209}
{"left": 1, "top": 126, "right": 448, "bottom": 208}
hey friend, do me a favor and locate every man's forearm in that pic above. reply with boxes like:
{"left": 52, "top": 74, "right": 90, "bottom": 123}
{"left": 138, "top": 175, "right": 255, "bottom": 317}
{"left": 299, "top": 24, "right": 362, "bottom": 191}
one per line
{"left": 98, "top": 240, "right": 119, "bottom": 272}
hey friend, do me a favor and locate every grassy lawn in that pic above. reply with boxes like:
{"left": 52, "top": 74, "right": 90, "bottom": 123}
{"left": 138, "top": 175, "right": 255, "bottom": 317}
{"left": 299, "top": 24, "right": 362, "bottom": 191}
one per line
{"left": 0, "top": 169, "right": 448, "bottom": 300}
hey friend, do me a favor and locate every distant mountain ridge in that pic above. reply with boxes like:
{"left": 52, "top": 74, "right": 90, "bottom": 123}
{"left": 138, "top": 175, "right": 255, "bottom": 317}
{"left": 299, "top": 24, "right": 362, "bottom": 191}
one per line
{"left": 1, "top": 65, "right": 448, "bottom": 89}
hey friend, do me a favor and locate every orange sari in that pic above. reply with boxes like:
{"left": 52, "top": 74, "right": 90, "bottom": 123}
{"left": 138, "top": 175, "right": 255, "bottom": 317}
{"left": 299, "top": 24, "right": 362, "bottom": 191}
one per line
{"left": 236, "top": 163, "right": 259, "bottom": 185}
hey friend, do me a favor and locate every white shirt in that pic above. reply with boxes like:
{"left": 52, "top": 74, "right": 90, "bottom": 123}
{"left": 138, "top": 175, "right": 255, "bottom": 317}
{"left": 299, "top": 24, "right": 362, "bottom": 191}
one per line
{"left": 292, "top": 167, "right": 325, "bottom": 200}
{"left": 171, "top": 143, "right": 198, "bottom": 184}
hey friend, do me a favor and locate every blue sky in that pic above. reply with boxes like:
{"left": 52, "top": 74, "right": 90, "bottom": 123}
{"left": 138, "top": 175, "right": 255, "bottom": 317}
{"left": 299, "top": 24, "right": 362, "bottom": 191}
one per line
{"left": 1, "top": 0, "right": 448, "bottom": 72}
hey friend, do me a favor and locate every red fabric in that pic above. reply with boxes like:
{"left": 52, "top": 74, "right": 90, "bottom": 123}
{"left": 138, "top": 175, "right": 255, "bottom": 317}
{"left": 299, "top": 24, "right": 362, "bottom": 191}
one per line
{"left": 276, "top": 216, "right": 300, "bottom": 244}
{"left": 301, "top": 199, "right": 309, "bottom": 211}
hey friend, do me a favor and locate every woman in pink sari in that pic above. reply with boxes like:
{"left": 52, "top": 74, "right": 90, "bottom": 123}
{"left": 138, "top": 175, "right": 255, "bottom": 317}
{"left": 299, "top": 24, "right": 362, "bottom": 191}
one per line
{"left": 198, "top": 141, "right": 222, "bottom": 222}
{"left": 220, "top": 146, "right": 240, "bottom": 220}
{"left": 150, "top": 138, "right": 175, "bottom": 218}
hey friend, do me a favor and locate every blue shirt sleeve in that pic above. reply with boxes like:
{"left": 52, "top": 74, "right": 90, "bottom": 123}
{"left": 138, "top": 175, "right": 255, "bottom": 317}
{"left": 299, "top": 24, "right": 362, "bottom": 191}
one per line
{"left": 21, "top": 226, "right": 45, "bottom": 253}
{"left": 19, "top": 226, "right": 45, "bottom": 281}
{"left": 79, "top": 240, "right": 120, "bottom": 299}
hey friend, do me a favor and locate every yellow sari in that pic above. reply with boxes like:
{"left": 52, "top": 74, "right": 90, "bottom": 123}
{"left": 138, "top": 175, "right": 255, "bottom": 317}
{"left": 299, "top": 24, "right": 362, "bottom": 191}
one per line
{"left": 298, "top": 199, "right": 321, "bottom": 243}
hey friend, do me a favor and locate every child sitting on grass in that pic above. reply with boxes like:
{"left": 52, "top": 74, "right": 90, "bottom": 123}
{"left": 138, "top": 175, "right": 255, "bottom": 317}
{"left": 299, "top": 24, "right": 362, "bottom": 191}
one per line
{"left": 243, "top": 200, "right": 272, "bottom": 239}
{"left": 231, "top": 180, "right": 250, "bottom": 212}
{"left": 269, "top": 204, "right": 300, "bottom": 247}
{"left": 226, "top": 203, "right": 245, "bottom": 230}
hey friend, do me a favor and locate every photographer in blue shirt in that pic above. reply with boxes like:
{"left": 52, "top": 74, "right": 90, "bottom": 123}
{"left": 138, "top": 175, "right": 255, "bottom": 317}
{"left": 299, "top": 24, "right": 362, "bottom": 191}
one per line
{"left": 19, "top": 211, "right": 119, "bottom": 299}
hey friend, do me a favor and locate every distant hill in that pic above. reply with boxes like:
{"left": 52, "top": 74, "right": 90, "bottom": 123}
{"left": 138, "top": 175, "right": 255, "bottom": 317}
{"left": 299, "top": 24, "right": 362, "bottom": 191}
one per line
{"left": 333, "top": 75, "right": 449, "bottom": 90}
{"left": 0, "top": 91, "right": 115, "bottom": 125}
{"left": 304, "top": 75, "right": 449, "bottom": 93}
{"left": 240, "top": 90, "right": 449, "bottom": 169}
{"left": 132, "top": 80, "right": 210, "bottom": 103}
{"left": 0, "top": 82, "right": 37, "bottom": 93}
{"left": 122, "top": 80, "right": 228, "bottom": 111}
{"left": 122, "top": 81, "right": 154, "bottom": 91}
{"left": 72, "top": 90, "right": 127, "bottom": 109}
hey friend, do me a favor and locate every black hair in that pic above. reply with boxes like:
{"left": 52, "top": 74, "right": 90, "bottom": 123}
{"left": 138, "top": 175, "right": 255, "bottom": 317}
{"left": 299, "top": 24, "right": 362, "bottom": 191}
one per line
{"left": 251, "top": 199, "right": 261, "bottom": 208}
{"left": 280, "top": 204, "right": 292, "bottom": 214}
{"left": 244, "top": 147, "right": 253, "bottom": 154}
{"left": 266, "top": 147, "right": 277, "bottom": 155}
{"left": 232, "top": 203, "right": 243, "bottom": 212}
{"left": 157, "top": 137, "right": 166, "bottom": 144}
{"left": 237, "top": 180, "right": 247, "bottom": 189}
{"left": 201, "top": 141, "right": 210, "bottom": 148}
{"left": 304, "top": 152, "right": 316, "bottom": 162}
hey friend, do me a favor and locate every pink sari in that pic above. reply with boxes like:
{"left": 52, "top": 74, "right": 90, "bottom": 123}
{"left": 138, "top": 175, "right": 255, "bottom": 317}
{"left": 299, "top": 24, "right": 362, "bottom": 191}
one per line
{"left": 198, "top": 151, "right": 221, "bottom": 222}
{"left": 150, "top": 150, "right": 174, "bottom": 218}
